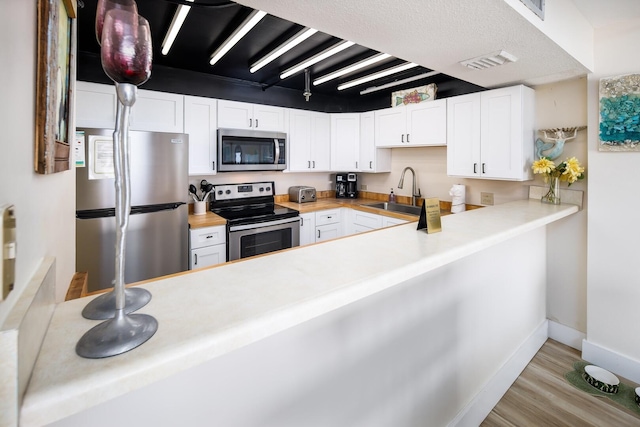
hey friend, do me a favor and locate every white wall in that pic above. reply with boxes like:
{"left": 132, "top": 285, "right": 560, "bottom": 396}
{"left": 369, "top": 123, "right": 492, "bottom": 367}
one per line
{"left": 0, "top": 0, "right": 76, "bottom": 323}
{"left": 586, "top": 19, "right": 640, "bottom": 366}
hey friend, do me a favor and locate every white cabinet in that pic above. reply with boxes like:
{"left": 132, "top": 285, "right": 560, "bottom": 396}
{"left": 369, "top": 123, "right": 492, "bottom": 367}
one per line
{"left": 382, "top": 216, "right": 408, "bottom": 227}
{"left": 217, "top": 100, "right": 286, "bottom": 131}
{"left": 184, "top": 96, "right": 217, "bottom": 175}
{"left": 359, "top": 111, "right": 391, "bottom": 173}
{"left": 288, "top": 109, "right": 331, "bottom": 172}
{"left": 132, "top": 89, "right": 184, "bottom": 133}
{"left": 75, "top": 81, "right": 118, "bottom": 128}
{"left": 375, "top": 99, "right": 447, "bottom": 147}
{"left": 75, "top": 81, "right": 184, "bottom": 133}
{"left": 447, "top": 85, "right": 535, "bottom": 181}
{"left": 189, "top": 225, "right": 226, "bottom": 269}
{"left": 350, "top": 209, "right": 383, "bottom": 234}
{"left": 331, "top": 113, "right": 360, "bottom": 171}
{"left": 299, "top": 212, "right": 316, "bottom": 246}
{"left": 315, "top": 209, "right": 343, "bottom": 243}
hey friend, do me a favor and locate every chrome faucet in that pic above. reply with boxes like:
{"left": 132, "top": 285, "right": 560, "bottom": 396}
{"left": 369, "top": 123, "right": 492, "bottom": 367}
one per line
{"left": 398, "top": 167, "right": 421, "bottom": 206}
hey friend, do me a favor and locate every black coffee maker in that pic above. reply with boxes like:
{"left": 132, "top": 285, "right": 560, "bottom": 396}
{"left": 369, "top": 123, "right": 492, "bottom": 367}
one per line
{"left": 335, "top": 172, "right": 358, "bottom": 198}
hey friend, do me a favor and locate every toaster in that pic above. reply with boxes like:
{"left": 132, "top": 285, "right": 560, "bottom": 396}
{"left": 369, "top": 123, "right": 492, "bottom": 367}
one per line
{"left": 289, "top": 186, "right": 316, "bottom": 203}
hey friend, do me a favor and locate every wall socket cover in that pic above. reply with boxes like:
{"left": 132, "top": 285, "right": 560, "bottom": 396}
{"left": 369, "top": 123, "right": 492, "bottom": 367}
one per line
{"left": 481, "top": 192, "right": 494, "bottom": 205}
{"left": 1, "top": 204, "right": 16, "bottom": 301}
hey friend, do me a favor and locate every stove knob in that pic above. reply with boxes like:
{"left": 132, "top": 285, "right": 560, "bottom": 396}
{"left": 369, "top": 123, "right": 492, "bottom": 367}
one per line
{"left": 217, "top": 190, "right": 223, "bottom": 195}
{"left": 266, "top": 186, "right": 271, "bottom": 192}
{"left": 225, "top": 189, "right": 231, "bottom": 195}
{"left": 259, "top": 187, "right": 264, "bottom": 192}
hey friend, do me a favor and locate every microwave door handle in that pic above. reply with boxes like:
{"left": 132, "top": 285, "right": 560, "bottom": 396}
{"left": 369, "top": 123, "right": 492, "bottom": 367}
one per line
{"left": 274, "top": 138, "right": 280, "bottom": 164}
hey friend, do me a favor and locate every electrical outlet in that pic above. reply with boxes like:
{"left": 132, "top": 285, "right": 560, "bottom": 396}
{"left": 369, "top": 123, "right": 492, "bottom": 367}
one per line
{"left": 361, "top": 184, "right": 368, "bottom": 190}
{"left": 481, "top": 192, "right": 494, "bottom": 206}
{"left": 1, "top": 204, "right": 16, "bottom": 301}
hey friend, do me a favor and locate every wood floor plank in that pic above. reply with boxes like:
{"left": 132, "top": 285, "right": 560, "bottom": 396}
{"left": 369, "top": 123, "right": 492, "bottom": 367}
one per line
{"left": 481, "top": 339, "right": 640, "bottom": 427}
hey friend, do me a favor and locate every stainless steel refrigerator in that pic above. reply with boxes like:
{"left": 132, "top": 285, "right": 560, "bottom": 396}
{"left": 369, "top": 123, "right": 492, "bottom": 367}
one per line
{"left": 76, "top": 128, "right": 189, "bottom": 293}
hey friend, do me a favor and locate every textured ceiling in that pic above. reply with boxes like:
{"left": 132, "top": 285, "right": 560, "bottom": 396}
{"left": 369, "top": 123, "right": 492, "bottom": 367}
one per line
{"left": 235, "top": 0, "right": 594, "bottom": 88}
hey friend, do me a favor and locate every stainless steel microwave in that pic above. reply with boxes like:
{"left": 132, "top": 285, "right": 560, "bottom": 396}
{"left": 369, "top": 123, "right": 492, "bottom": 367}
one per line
{"left": 217, "top": 128, "right": 287, "bottom": 172}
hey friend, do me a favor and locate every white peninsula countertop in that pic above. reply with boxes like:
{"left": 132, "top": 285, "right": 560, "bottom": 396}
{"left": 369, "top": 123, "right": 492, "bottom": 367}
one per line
{"left": 20, "top": 199, "right": 579, "bottom": 426}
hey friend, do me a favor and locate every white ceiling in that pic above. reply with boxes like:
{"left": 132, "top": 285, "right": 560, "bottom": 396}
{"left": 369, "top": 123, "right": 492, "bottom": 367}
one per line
{"left": 235, "top": 0, "right": 638, "bottom": 89}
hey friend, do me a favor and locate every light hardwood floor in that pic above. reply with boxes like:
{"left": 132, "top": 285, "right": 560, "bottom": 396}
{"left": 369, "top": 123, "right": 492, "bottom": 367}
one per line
{"left": 482, "top": 339, "right": 640, "bottom": 426}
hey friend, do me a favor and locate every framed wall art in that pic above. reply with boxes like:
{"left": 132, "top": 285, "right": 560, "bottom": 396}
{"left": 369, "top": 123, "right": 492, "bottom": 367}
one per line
{"left": 599, "top": 73, "right": 640, "bottom": 152}
{"left": 35, "top": 0, "right": 77, "bottom": 173}
{"left": 391, "top": 83, "right": 437, "bottom": 107}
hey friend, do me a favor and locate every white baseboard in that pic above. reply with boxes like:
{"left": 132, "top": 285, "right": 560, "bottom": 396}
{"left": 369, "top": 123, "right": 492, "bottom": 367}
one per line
{"left": 547, "top": 320, "right": 585, "bottom": 351}
{"left": 450, "top": 320, "right": 549, "bottom": 427}
{"left": 582, "top": 339, "right": 640, "bottom": 384}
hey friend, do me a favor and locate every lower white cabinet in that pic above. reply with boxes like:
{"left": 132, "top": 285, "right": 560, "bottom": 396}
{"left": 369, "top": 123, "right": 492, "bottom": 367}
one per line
{"left": 382, "top": 216, "right": 408, "bottom": 227}
{"left": 350, "top": 210, "right": 383, "bottom": 234}
{"left": 189, "top": 225, "right": 226, "bottom": 269}
{"left": 314, "top": 209, "right": 343, "bottom": 243}
{"left": 299, "top": 213, "right": 316, "bottom": 246}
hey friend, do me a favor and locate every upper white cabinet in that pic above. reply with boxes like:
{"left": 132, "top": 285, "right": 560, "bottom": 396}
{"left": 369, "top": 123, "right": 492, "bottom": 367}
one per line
{"left": 217, "top": 100, "right": 286, "bottom": 132}
{"left": 75, "top": 81, "right": 184, "bottom": 133}
{"left": 132, "top": 89, "right": 184, "bottom": 133}
{"left": 288, "top": 109, "right": 331, "bottom": 172}
{"left": 184, "top": 95, "right": 217, "bottom": 176}
{"left": 359, "top": 111, "right": 391, "bottom": 173}
{"left": 447, "top": 85, "right": 535, "bottom": 181}
{"left": 331, "top": 113, "right": 360, "bottom": 171}
{"left": 375, "top": 99, "right": 447, "bottom": 147}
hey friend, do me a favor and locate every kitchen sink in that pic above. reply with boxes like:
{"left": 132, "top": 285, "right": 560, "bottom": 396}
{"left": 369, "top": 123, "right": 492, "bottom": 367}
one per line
{"left": 362, "top": 202, "right": 422, "bottom": 216}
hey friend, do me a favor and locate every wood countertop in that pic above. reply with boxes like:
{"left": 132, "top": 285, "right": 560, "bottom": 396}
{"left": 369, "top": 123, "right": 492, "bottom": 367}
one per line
{"left": 188, "top": 195, "right": 483, "bottom": 228}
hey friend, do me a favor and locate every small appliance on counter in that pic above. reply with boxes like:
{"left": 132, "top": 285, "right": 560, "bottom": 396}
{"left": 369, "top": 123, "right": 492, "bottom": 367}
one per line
{"left": 335, "top": 172, "right": 358, "bottom": 198}
{"left": 288, "top": 186, "right": 316, "bottom": 203}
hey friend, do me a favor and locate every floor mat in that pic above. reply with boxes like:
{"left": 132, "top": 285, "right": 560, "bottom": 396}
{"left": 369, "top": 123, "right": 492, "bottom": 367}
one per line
{"left": 565, "top": 360, "right": 640, "bottom": 415}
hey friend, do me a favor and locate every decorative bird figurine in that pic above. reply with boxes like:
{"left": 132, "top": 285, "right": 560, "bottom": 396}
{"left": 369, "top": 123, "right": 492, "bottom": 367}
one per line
{"left": 535, "top": 126, "right": 586, "bottom": 160}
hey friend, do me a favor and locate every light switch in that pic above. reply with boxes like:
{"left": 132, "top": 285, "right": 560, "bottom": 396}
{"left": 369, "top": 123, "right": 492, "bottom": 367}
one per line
{"left": 1, "top": 204, "right": 16, "bottom": 301}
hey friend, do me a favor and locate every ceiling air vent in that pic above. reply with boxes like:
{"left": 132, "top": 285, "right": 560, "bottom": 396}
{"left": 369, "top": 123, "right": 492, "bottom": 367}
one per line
{"left": 519, "top": 0, "right": 545, "bottom": 20}
{"left": 459, "top": 50, "right": 518, "bottom": 70}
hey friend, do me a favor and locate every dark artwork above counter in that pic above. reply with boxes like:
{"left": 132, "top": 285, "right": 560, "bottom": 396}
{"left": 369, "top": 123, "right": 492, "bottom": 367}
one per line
{"left": 75, "top": 0, "right": 484, "bottom": 113}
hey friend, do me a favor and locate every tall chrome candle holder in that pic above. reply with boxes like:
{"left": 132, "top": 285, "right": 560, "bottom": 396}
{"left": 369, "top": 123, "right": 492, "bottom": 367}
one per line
{"left": 77, "top": 3, "right": 158, "bottom": 358}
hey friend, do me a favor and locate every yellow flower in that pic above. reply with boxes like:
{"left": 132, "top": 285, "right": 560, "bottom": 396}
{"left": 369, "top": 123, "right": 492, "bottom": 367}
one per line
{"left": 532, "top": 157, "right": 555, "bottom": 175}
{"left": 560, "top": 157, "right": 585, "bottom": 184}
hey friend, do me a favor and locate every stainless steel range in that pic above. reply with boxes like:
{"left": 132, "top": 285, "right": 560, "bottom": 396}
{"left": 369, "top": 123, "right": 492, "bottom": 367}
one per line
{"left": 209, "top": 181, "right": 300, "bottom": 261}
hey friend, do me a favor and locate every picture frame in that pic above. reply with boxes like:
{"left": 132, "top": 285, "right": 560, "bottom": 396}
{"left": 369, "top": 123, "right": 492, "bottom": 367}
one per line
{"left": 598, "top": 73, "right": 640, "bottom": 152}
{"left": 35, "top": 0, "right": 77, "bottom": 174}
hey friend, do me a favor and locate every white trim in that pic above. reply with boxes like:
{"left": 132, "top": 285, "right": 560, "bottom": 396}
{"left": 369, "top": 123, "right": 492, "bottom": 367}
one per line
{"left": 547, "top": 320, "right": 585, "bottom": 351}
{"left": 449, "top": 320, "right": 549, "bottom": 427}
{"left": 582, "top": 339, "right": 640, "bottom": 384}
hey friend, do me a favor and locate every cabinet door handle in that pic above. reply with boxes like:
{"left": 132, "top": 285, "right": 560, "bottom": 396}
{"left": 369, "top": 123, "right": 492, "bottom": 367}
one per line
{"left": 369, "top": 161, "right": 372, "bottom": 169}
{"left": 317, "top": 230, "right": 320, "bottom": 239}
{"left": 212, "top": 161, "right": 215, "bottom": 171}
{"left": 401, "top": 134, "right": 404, "bottom": 143}
{"left": 313, "top": 160, "right": 316, "bottom": 168}
{"left": 355, "top": 161, "right": 358, "bottom": 169}
{"left": 407, "top": 134, "right": 410, "bottom": 143}
{"left": 194, "top": 254, "right": 198, "bottom": 265}
{"left": 249, "top": 118, "right": 253, "bottom": 128}
{"left": 482, "top": 163, "right": 486, "bottom": 174}
{"left": 473, "top": 163, "right": 477, "bottom": 174}
{"left": 255, "top": 119, "right": 259, "bottom": 128}
{"left": 301, "top": 217, "right": 304, "bottom": 226}
{"left": 308, "top": 160, "right": 311, "bottom": 169}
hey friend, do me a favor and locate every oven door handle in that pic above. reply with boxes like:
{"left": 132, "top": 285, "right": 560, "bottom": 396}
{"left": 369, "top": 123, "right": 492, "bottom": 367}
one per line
{"left": 229, "top": 216, "right": 300, "bottom": 232}
{"left": 274, "top": 138, "right": 280, "bottom": 165}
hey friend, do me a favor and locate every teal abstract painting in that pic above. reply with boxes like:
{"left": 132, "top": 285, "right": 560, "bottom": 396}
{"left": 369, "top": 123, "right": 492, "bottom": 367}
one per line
{"left": 599, "top": 73, "right": 640, "bottom": 151}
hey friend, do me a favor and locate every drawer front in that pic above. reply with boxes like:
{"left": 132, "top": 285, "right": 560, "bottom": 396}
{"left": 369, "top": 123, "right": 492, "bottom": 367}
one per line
{"left": 315, "top": 209, "right": 341, "bottom": 226}
{"left": 190, "top": 225, "right": 226, "bottom": 249}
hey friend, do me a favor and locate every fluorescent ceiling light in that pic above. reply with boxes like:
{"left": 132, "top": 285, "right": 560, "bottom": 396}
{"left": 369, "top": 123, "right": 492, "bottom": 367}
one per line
{"left": 313, "top": 53, "right": 391, "bottom": 86}
{"left": 161, "top": 0, "right": 194, "bottom": 56}
{"left": 250, "top": 27, "right": 318, "bottom": 73}
{"left": 210, "top": 10, "right": 267, "bottom": 66}
{"left": 280, "top": 40, "right": 355, "bottom": 79}
{"left": 337, "top": 62, "right": 419, "bottom": 90}
{"left": 359, "top": 71, "right": 440, "bottom": 95}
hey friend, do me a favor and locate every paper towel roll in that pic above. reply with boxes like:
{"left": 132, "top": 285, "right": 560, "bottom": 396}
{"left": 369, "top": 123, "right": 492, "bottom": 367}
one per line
{"left": 449, "top": 184, "right": 466, "bottom": 214}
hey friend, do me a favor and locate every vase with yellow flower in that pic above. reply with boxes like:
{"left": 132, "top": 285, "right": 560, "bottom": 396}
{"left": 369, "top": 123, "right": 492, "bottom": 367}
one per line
{"left": 531, "top": 157, "right": 585, "bottom": 205}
